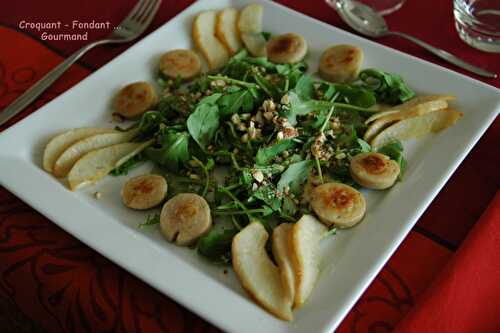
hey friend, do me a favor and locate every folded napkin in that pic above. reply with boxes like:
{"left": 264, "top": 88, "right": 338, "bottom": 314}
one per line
{"left": 395, "top": 190, "right": 500, "bottom": 333}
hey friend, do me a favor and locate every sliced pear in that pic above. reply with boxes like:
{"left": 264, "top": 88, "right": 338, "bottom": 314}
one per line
{"left": 238, "top": 4, "right": 264, "bottom": 33}
{"left": 363, "top": 97, "right": 455, "bottom": 141}
{"left": 363, "top": 117, "right": 397, "bottom": 142}
{"left": 272, "top": 223, "right": 295, "bottom": 306}
{"left": 289, "top": 215, "right": 327, "bottom": 308}
{"left": 215, "top": 8, "right": 242, "bottom": 55}
{"left": 232, "top": 222, "right": 293, "bottom": 321}
{"left": 238, "top": 4, "right": 267, "bottom": 56}
{"left": 67, "top": 140, "right": 152, "bottom": 191}
{"left": 193, "top": 11, "right": 229, "bottom": 70}
{"left": 240, "top": 33, "right": 267, "bottom": 57}
{"left": 370, "top": 108, "right": 463, "bottom": 147}
{"left": 53, "top": 129, "right": 138, "bottom": 177}
{"left": 43, "top": 128, "right": 114, "bottom": 172}
{"left": 365, "top": 95, "right": 455, "bottom": 124}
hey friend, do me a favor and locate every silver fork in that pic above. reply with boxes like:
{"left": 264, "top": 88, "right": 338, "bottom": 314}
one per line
{"left": 0, "top": 0, "right": 162, "bottom": 126}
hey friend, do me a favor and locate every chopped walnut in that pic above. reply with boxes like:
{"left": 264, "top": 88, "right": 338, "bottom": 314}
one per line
{"left": 311, "top": 133, "right": 334, "bottom": 161}
{"left": 335, "top": 152, "right": 347, "bottom": 160}
{"left": 252, "top": 170, "right": 264, "bottom": 183}
{"left": 262, "top": 99, "right": 276, "bottom": 113}
{"left": 281, "top": 94, "right": 290, "bottom": 105}
{"left": 254, "top": 111, "right": 264, "bottom": 125}
{"left": 331, "top": 117, "right": 342, "bottom": 130}
{"left": 283, "top": 126, "right": 299, "bottom": 139}
{"left": 263, "top": 111, "right": 274, "bottom": 121}
{"left": 210, "top": 79, "right": 226, "bottom": 87}
{"left": 231, "top": 114, "right": 241, "bottom": 125}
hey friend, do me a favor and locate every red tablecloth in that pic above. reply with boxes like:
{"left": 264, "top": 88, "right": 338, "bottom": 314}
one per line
{"left": 1, "top": 1, "right": 499, "bottom": 332}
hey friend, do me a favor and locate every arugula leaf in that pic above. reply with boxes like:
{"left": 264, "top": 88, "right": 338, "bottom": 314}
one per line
{"left": 145, "top": 131, "right": 190, "bottom": 172}
{"left": 357, "top": 138, "right": 372, "bottom": 153}
{"left": 286, "top": 91, "right": 332, "bottom": 125}
{"left": 244, "top": 57, "right": 276, "bottom": 70}
{"left": 293, "top": 75, "right": 314, "bottom": 100}
{"left": 199, "top": 93, "right": 222, "bottom": 105}
{"left": 191, "top": 157, "right": 214, "bottom": 197}
{"left": 261, "top": 31, "right": 272, "bottom": 41}
{"left": 376, "top": 140, "right": 406, "bottom": 179}
{"left": 254, "top": 164, "right": 286, "bottom": 176}
{"left": 110, "top": 153, "right": 145, "bottom": 176}
{"left": 277, "top": 160, "right": 313, "bottom": 195}
{"left": 256, "top": 139, "right": 295, "bottom": 165}
{"left": 137, "top": 111, "right": 165, "bottom": 137}
{"left": 358, "top": 69, "right": 416, "bottom": 105}
{"left": 253, "top": 73, "right": 281, "bottom": 100}
{"left": 197, "top": 228, "right": 239, "bottom": 264}
{"left": 253, "top": 184, "right": 282, "bottom": 211}
{"left": 334, "top": 84, "right": 376, "bottom": 108}
{"left": 218, "top": 89, "right": 255, "bottom": 117}
{"left": 239, "top": 169, "right": 253, "bottom": 187}
{"left": 157, "top": 94, "right": 195, "bottom": 117}
{"left": 138, "top": 213, "right": 160, "bottom": 229}
{"left": 261, "top": 205, "right": 274, "bottom": 216}
{"left": 281, "top": 195, "right": 298, "bottom": 218}
{"left": 323, "top": 227, "right": 337, "bottom": 239}
{"left": 187, "top": 96, "right": 221, "bottom": 149}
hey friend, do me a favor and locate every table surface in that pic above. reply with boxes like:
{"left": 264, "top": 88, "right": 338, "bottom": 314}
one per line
{"left": 0, "top": 1, "right": 499, "bottom": 332}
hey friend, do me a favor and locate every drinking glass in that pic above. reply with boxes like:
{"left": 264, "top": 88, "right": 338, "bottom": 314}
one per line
{"left": 454, "top": 0, "right": 500, "bottom": 52}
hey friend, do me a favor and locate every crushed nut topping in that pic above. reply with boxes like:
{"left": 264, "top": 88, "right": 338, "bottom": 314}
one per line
{"left": 252, "top": 170, "right": 264, "bottom": 183}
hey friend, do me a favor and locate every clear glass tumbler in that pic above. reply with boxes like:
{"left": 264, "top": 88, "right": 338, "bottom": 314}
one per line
{"left": 454, "top": 0, "right": 500, "bottom": 52}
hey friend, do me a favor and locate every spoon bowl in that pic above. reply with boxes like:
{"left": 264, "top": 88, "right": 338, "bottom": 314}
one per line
{"left": 328, "top": 0, "right": 497, "bottom": 78}
{"left": 333, "top": 0, "right": 388, "bottom": 37}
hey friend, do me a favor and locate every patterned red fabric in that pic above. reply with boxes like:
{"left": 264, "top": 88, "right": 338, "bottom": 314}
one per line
{"left": 1, "top": 1, "right": 499, "bottom": 332}
{"left": 396, "top": 192, "right": 500, "bottom": 333}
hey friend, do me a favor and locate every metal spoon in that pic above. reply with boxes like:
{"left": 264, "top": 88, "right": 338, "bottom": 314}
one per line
{"left": 329, "top": 0, "right": 497, "bottom": 78}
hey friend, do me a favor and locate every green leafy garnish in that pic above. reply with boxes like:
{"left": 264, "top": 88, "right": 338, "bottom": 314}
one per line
{"left": 197, "top": 228, "right": 239, "bottom": 264}
{"left": 187, "top": 95, "right": 221, "bottom": 149}
{"left": 256, "top": 139, "right": 295, "bottom": 165}
{"left": 377, "top": 140, "right": 407, "bottom": 179}
{"left": 218, "top": 89, "right": 254, "bottom": 117}
{"left": 126, "top": 49, "right": 415, "bottom": 263}
{"left": 358, "top": 69, "right": 416, "bottom": 105}
{"left": 138, "top": 213, "right": 160, "bottom": 229}
{"left": 277, "top": 160, "right": 313, "bottom": 195}
{"left": 110, "top": 153, "right": 145, "bottom": 176}
{"left": 145, "top": 130, "right": 190, "bottom": 172}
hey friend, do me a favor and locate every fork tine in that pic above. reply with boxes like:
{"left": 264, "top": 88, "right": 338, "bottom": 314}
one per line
{"left": 138, "top": 0, "right": 161, "bottom": 28}
{"left": 131, "top": 0, "right": 153, "bottom": 22}
{"left": 134, "top": 0, "right": 154, "bottom": 23}
{"left": 119, "top": 0, "right": 148, "bottom": 26}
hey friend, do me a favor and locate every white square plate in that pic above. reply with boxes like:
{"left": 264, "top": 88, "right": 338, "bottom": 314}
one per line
{"left": 0, "top": 1, "right": 499, "bottom": 332}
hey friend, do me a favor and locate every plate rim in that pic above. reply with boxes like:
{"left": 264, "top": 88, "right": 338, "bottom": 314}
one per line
{"left": 0, "top": 1, "right": 499, "bottom": 333}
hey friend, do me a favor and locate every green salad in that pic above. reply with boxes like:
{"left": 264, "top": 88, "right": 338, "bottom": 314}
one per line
{"left": 114, "top": 49, "right": 414, "bottom": 263}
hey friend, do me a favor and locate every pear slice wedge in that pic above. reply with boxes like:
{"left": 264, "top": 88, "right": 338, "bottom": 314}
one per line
{"left": 67, "top": 140, "right": 152, "bottom": 191}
